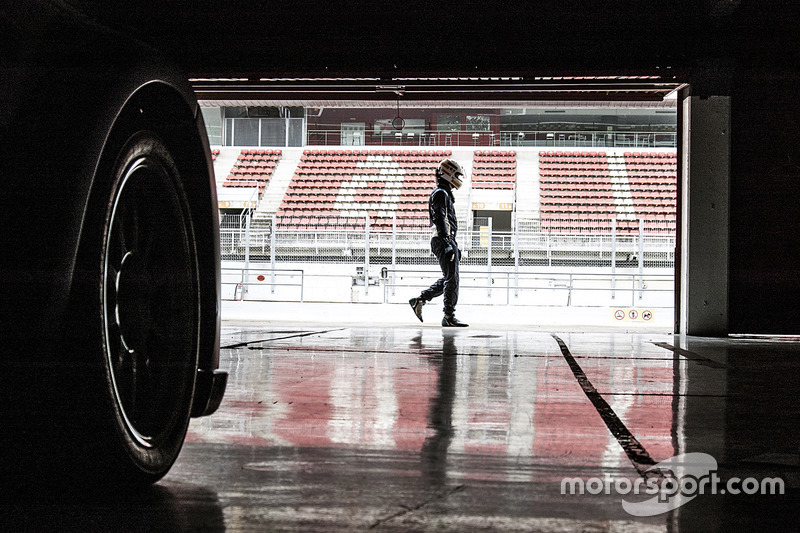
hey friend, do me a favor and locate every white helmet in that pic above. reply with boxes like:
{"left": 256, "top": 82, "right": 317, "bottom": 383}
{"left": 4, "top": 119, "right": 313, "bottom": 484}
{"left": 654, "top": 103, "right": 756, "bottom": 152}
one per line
{"left": 436, "top": 158, "right": 465, "bottom": 189}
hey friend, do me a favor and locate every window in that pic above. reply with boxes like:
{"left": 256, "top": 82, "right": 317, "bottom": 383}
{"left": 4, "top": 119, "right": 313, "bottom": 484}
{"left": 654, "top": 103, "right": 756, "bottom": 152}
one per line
{"left": 373, "top": 118, "right": 425, "bottom": 135}
{"left": 233, "top": 118, "right": 259, "bottom": 146}
{"left": 437, "top": 115, "right": 461, "bottom": 132}
{"left": 466, "top": 115, "right": 491, "bottom": 132}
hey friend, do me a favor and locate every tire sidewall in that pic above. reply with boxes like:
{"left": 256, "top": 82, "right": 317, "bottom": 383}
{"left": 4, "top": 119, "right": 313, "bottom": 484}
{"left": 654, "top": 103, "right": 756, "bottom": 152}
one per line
{"left": 87, "top": 128, "right": 200, "bottom": 484}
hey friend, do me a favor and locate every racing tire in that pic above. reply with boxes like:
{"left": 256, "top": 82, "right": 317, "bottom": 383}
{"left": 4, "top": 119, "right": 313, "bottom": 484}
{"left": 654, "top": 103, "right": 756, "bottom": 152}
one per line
{"left": 54, "top": 128, "right": 203, "bottom": 489}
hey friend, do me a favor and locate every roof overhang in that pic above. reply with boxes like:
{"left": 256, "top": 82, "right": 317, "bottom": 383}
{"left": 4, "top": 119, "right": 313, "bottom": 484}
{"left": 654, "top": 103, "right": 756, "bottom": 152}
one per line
{"left": 192, "top": 75, "right": 685, "bottom": 108}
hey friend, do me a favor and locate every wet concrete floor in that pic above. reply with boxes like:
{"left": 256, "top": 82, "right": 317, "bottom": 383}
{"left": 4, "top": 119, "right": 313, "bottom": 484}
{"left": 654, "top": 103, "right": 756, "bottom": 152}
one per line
{"left": 5, "top": 323, "right": 800, "bottom": 531}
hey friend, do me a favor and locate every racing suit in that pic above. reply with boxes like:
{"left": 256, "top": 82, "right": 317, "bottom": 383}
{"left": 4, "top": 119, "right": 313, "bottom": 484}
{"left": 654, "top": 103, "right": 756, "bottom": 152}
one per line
{"left": 419, "top": 179, "right": 460, "bottom": 317}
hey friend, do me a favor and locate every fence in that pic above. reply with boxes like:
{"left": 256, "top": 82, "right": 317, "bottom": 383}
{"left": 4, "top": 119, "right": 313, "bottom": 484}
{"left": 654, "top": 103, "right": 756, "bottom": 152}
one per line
{"left": 382, "top": 268, "right": 673, "bottom": 308}
{"left": 221, "top": 215, "right": 675, "bottom": 265}
{"left": 221, "top": 263, "right": 673, "bottom": 308}
{"left": 303, "top": 128, "right": 677, "bottom": 149}
{"left": 220, "top": 214, "right": 676, "bottom": 306}
{"left": 223, "top": 267, "right": 305, "bottom": 302}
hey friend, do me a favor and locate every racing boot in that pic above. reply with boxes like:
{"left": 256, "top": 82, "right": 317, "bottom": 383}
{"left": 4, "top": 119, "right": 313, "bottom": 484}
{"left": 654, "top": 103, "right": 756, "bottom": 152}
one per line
{"left": 442, "top": 314, "right": 468, "bottom": 327}
{"left": 409, "top": 297, "right": 425, "bottom": 322}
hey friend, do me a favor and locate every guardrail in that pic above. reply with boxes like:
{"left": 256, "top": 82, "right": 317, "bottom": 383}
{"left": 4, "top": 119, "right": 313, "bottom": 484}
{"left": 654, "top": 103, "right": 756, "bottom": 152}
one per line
{"left": 220, "top": 216, "right": 676, "bottom": 307}
{"left": 382, "top": 268, "right": 674, "bottom": 308}
{"left": 222, "top": 267, "right": 304, "bottom": 302}
{"left": 221, "top": 263, "right": 673, "bottom": 309}
{"left": 302, "top": 128, "right": 677, "bottom": 148}
{"left": 220, "top": 224, "right": 676, "bottom": 269}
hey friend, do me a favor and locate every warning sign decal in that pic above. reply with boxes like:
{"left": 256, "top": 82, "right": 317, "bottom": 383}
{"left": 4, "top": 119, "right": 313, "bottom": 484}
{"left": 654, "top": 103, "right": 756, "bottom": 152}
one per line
{"left": 613, "top": 309, "right": 654, "bottom": 322}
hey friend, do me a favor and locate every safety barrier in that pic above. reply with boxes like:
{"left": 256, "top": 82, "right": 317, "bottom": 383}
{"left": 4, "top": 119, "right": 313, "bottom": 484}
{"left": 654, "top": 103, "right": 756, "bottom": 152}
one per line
{"left": 222, "top": 267, "right": 304, "bottom": 302}
{"left": 381, "top": 268, "right": 674, "bottom": 308}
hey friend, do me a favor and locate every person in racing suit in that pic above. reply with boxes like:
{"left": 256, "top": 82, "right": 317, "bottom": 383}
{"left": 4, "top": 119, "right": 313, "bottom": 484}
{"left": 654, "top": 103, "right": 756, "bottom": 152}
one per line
{"left": 409, "top": 158, "right": 468, "bottom": 327}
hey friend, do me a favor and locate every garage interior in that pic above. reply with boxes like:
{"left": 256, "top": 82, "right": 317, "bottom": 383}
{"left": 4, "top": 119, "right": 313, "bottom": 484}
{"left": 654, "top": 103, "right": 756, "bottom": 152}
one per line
{"left": 4, "top": 1, "right": 799, "bottom": 531}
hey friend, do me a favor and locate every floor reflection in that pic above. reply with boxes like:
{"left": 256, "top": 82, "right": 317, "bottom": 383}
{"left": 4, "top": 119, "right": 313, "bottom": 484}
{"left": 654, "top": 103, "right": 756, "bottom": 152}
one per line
{"left": 176, "top": 327, "right": 800, "bottom": 530}
{"left": 11, "top": 326, "right": 797, "bottom": 530}
{"left": 187, "top": 328, "right": 684, "bottom": 476}
{"left": 420, "top": 331, "right": 458, "bottom": 488}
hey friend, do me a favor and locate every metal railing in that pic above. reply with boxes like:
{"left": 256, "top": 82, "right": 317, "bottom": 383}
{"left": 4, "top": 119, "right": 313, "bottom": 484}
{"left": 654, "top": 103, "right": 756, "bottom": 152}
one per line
{"left": 220, "top": 262, "right": 673, "bottom": 308}
{"left": 382, "top": 268, "right": 674, "bottom": 308}
{"left": 222, "top": 267, "right": 304, "bottom": 302}
{"left": 303, "top": 128, "right": 677, "bottom": 148}
{"left": 219, "top": 214, "right": 676, "bottom": 307}
{"left": 220, "top": 217, "right": 676, "bottom": 269}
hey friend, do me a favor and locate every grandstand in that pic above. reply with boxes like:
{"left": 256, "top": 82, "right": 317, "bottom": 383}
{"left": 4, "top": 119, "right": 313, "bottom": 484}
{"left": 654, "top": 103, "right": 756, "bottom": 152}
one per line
{"left": 221, "top": 148, "right": 282, "bottom": 193}
{"left": 274, "top": 149, "right": 452, "bottom": 231}
{"left": 202, "top": 98, "right": 684, "bottom": 311}
{"left": 623, "top": 151, "right": 678, "bottom": 221}
{"left": 538, "top": 150, "right": 677, "bottom": 234}
{"left": 211, "top": 145, "right": 676, "bottom": 309}
{"left": 216, "top": 146, "right": 676, "bottom": 237}
{"left": 469, "top": 150, "right": 517, "bottom": 190}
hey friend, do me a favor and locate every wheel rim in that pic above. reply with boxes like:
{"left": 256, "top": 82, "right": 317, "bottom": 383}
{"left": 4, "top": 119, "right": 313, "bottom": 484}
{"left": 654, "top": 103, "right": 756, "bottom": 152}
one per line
{"left": 103, "top": 155, "right": 198, "bottom": 448}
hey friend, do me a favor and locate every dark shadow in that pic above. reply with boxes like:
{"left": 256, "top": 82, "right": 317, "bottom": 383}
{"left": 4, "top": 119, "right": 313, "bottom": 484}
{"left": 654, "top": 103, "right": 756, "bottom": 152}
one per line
{"left": 0, "top": 481, "right": 226, "bottom": 532}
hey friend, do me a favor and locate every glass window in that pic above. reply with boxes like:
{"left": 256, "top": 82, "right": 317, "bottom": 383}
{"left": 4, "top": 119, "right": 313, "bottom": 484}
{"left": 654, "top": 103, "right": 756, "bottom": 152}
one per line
{"left": 224, "top": 107, "right": 249, "bottom": 118}
{"left": 224, "top": 118, "right": 234, "bottom": 146}
{"left": 286, "top": 107, "right": 304, "bottom": 118}
{"left": 373, "top": 118, "right": 395, "bottom": 135}
{"left": 466, "top": 115, "right": 491, "bottom": 131}
{"left": 373, "top": 118, "right": 425, "bottom": 135}
{"left": 201, "top": 108, "right": 223, "bottom": 146}
{"left": 288, "top": 118, "right": 304, "bottom": 147}
{"left": 248, "top": 107, "right": 279, "bottom": 118}
{"left": 437, "top": 115, "right": 461, "bottom": 132}
{"left": 234, "top": 118, "right": 259, "bottom": 146}
{"left": 260, "top": 118, "right": 286, "bottom": 146}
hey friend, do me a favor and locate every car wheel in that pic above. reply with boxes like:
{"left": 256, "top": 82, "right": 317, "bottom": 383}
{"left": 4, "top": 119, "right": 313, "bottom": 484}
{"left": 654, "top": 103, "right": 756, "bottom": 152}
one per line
{"left": 91, "top": 131, "right": 201, "bottom": 485}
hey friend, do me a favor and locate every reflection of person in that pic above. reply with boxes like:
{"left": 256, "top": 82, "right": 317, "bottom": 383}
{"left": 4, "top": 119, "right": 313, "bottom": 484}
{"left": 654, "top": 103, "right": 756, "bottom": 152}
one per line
{"left": 420, "top": 332, "right": 458, "bottom": 486}
{"left": 409, "top": 159, "right": 468, "bottom": 327}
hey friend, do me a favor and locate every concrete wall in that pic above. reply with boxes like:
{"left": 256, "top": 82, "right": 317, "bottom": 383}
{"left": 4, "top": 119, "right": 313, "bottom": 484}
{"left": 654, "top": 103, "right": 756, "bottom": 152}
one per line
{"left": 681, "top": 67, "right": 800, "bottom": 335}
{"left": 680, "top": 95, "right": 731, "bottom": 336}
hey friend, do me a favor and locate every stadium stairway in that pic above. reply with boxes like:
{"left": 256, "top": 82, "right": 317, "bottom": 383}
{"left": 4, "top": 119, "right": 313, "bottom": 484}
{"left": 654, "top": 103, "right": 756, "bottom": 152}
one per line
{"left": 512, "top": 151, "right": 541, "bottom": 229}
{"left": 250, "top": 148, "right": 303, "bottom": 231}
{"left": 608, "top": 152, "right": 636, "bottom": 222}
{"left": 449, "top": 148, "right": 474, "bottom": 232}
{"left": 212, "top": 149, "right": 241, "bottom": 187}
